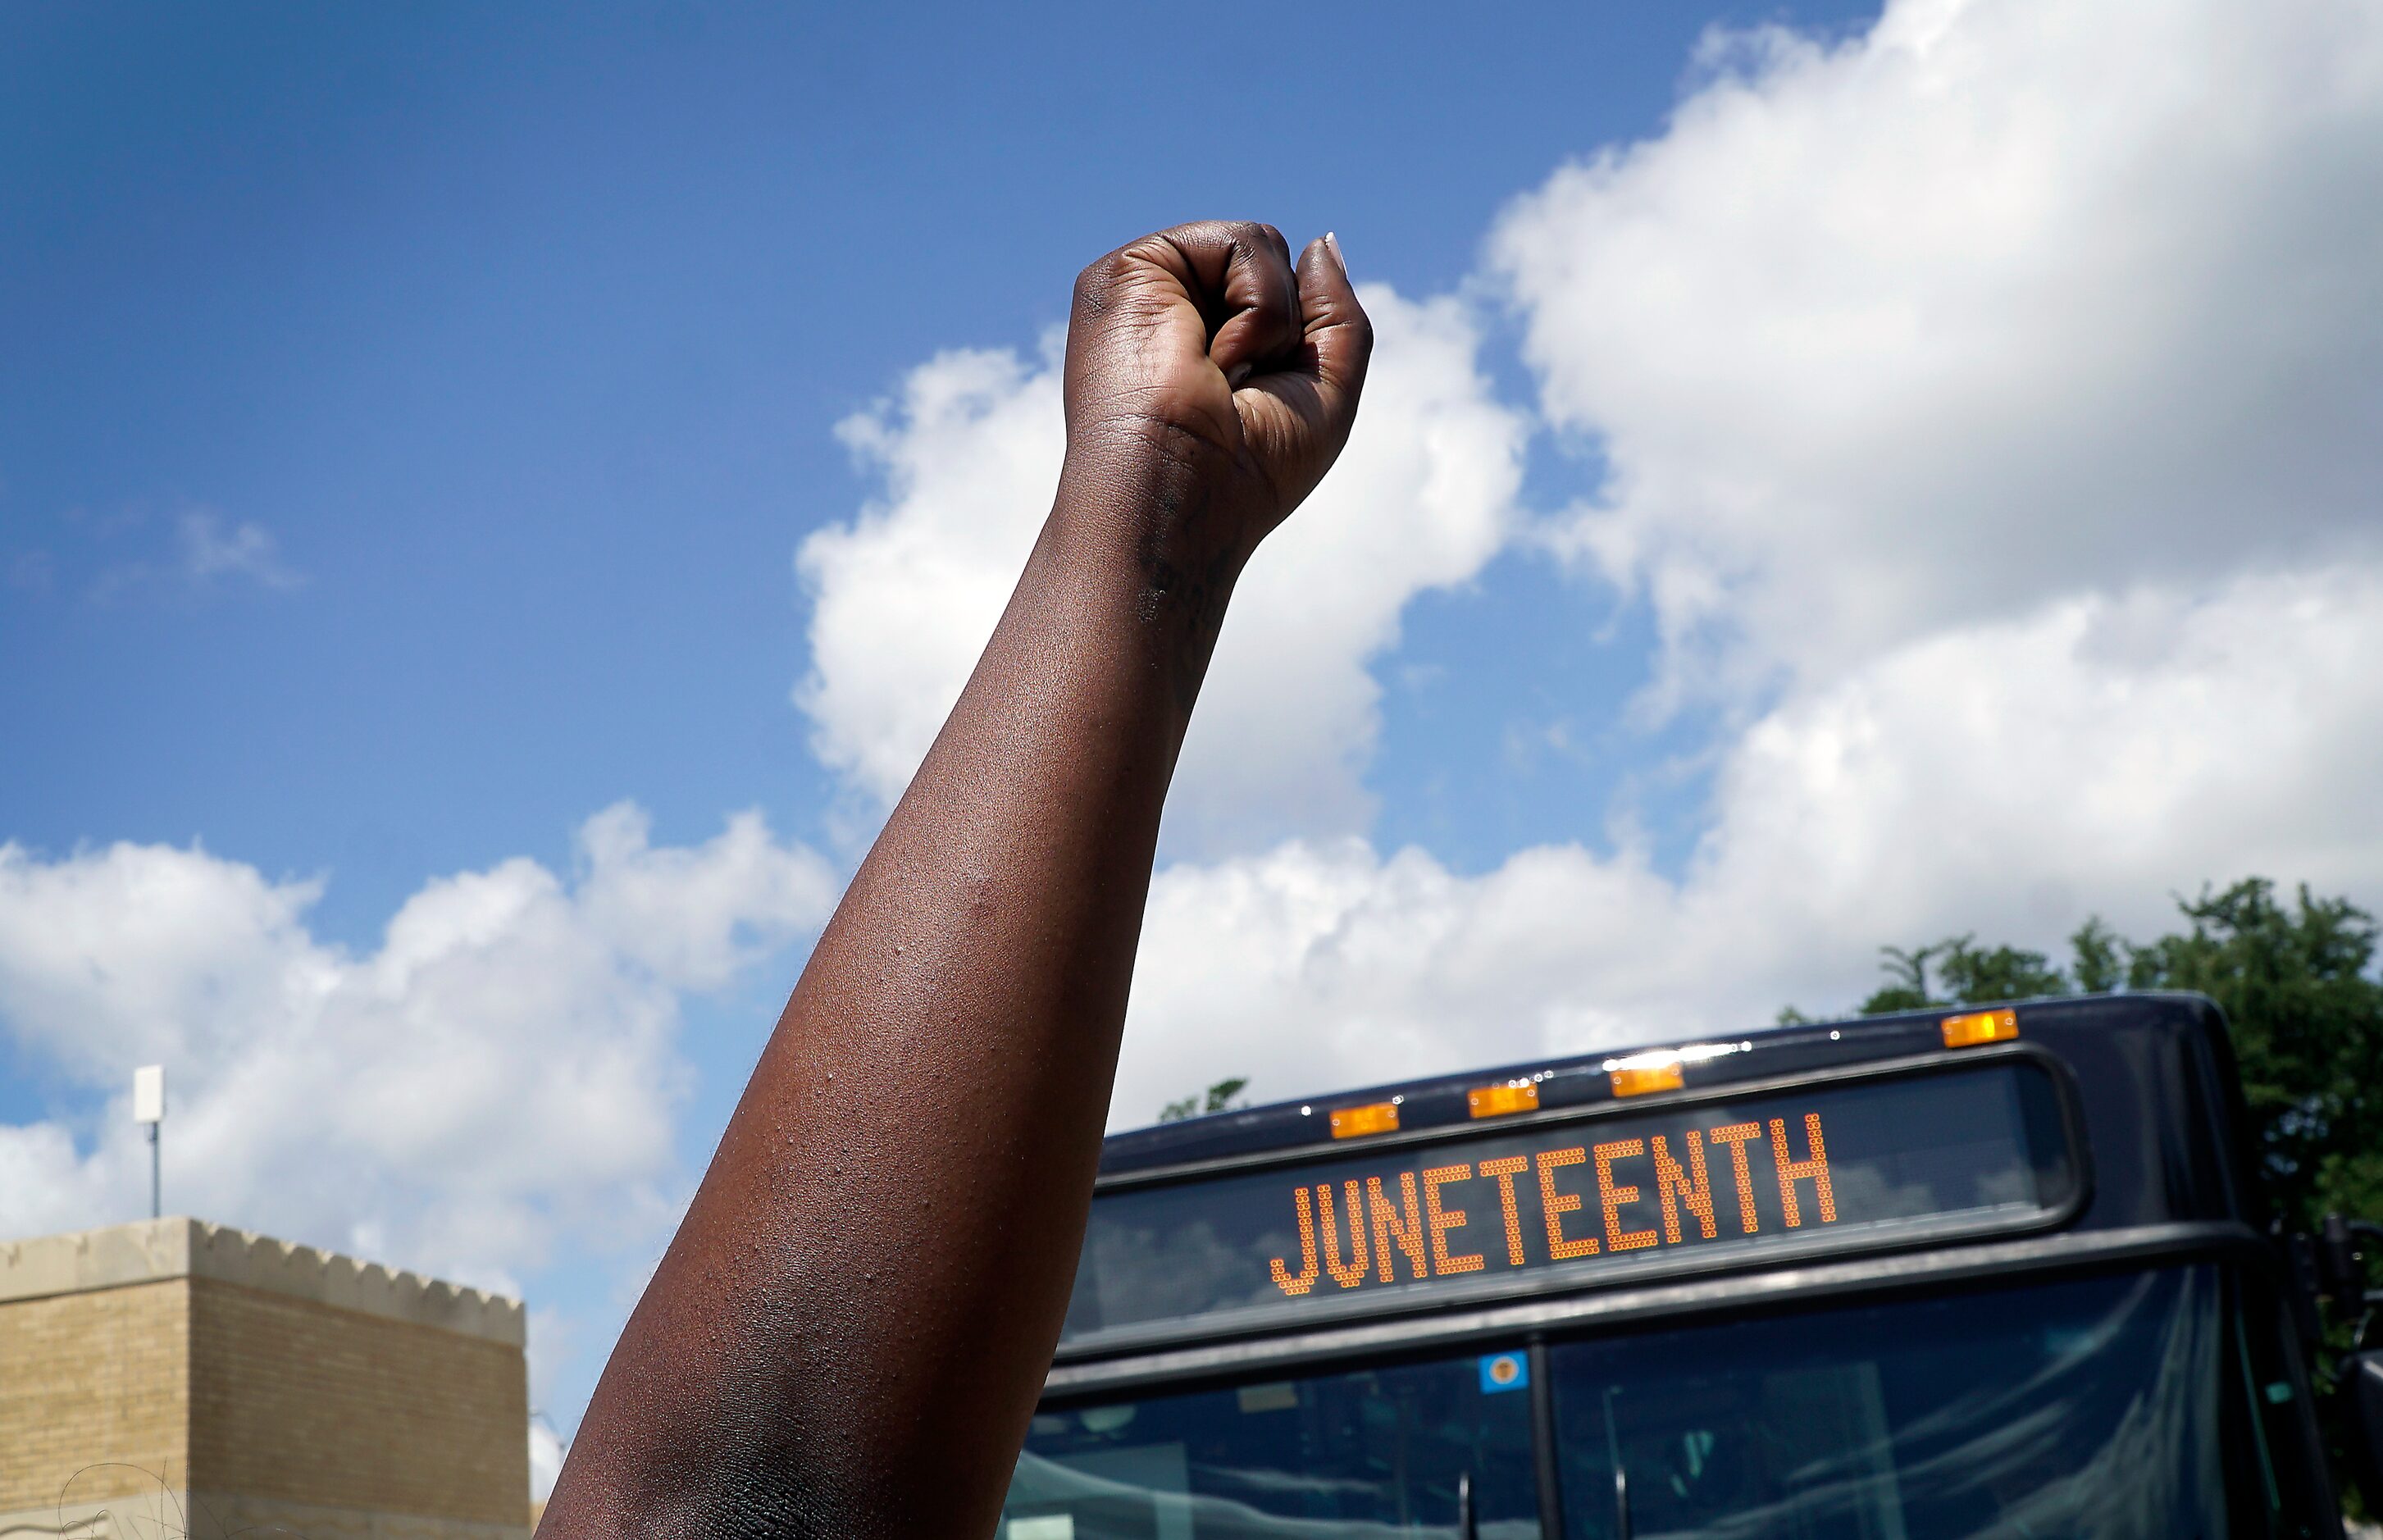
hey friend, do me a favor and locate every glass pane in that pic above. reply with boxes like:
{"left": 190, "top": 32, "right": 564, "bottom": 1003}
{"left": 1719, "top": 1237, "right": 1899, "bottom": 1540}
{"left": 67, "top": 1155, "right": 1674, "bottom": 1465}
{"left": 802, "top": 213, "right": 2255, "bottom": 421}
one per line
{"left": 1548, "top": 1267, "right": 2227, "bottom": 1540}
{"left": 2223, "top": 1283, "right": 2331, "bottom": 1537}
{"left": 1065, "top": 1062, "right": 2074, "bottom": 1352}
{"left": 1004, "top": 1351, "right": 1543, "bottom": 1538}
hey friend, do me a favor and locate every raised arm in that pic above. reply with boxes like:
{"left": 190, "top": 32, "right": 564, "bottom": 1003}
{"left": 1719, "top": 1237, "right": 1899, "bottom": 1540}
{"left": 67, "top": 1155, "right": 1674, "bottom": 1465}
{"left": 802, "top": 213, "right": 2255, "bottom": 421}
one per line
{"left": 541, "top": 221, "right": 1370, "bottom": 1539}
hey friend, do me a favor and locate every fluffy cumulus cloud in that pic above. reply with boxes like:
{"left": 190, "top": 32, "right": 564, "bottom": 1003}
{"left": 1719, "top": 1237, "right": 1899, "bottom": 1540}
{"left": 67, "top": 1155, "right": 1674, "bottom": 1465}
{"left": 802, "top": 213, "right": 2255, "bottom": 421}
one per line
{"left": 1109, "top": 0, "right": 2383, "bottom": 1122}
{"left": 1114, "top": 563, "right": 2383, "bottom": 1123}
{"left": 797, "top": 287, "right": 1527, "bottom": 852}
{"left": 180, "top": 509, "right": 303, "bottom": 590}
{"left": 1492, "top": 0, "right": 2383, "bottom": 698}
{"left": 13, "top": 0, "right": 2378, "bottom": 1472}
{"left": 0, "top": 804, "right": 833, "bottom": 1283}
{"left": 797, "top": 346, "right": 1066, "bottom": 813}
{"left": 790, "top": 0, "right": 2383, "bottom": 1127}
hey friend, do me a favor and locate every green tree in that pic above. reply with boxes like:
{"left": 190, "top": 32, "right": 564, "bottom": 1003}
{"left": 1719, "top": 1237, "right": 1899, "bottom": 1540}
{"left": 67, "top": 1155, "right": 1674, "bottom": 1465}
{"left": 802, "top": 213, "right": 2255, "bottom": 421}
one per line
{"left": 1797, "top": 880, "right": 2383, "bottom": 1233}
{"left": 2068, "top": 917, "right": 2126, "bottom": 994}
{"left": 1158, "top": 1076, "right": 1251, "bottom": 1123}
{"left": 2120, "top": 881, "right": 2383, "bottom": 1233}
{"left": 1858, "top": 942, "right": 1943, "bottom": 1015}
{"left": 1936, "top": 936, "right": 2068, "bottom": 1005}
{"left": 1855, "top": 935, "right": 2068, "bottom": 1015}
{"left": 1793, "top": 882, "right": 2383, "bottom": 1508}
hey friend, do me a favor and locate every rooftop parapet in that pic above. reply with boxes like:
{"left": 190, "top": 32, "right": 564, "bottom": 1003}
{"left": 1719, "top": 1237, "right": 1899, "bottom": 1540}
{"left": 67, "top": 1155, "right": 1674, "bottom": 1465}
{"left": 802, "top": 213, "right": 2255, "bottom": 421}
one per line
{"left": 0, "top": 1216, "right": 524, "bottom": 1347}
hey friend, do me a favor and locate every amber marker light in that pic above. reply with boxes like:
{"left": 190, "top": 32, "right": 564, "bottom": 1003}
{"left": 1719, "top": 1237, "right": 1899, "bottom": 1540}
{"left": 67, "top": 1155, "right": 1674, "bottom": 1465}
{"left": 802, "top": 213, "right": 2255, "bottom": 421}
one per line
{"left": 1606, "top": 1054, "right": 1685, "bottom": 1098}
{"left": 1467, "top": 1081, "right": 1540, "bottom": 1119}
{"left": 1942, "top": 1008, "right": 2019, "bottom": 1049}
{"left": 1329, "top": 1101, "right": 1401, "bottom": 1139}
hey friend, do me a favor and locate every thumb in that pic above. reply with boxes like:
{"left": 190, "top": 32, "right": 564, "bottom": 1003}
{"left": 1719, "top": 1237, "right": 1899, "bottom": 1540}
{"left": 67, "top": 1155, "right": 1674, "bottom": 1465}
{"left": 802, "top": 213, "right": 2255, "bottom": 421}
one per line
{"left": 1295, "top": 232, "right": 1373, "bottom": 431}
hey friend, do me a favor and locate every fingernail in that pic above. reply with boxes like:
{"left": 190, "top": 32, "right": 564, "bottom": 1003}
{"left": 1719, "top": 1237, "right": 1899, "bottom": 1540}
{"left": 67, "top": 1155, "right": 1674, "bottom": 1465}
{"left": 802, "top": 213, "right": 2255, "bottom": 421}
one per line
{"left": 1324, "top": 230, "right": 1347, "bottom": 278}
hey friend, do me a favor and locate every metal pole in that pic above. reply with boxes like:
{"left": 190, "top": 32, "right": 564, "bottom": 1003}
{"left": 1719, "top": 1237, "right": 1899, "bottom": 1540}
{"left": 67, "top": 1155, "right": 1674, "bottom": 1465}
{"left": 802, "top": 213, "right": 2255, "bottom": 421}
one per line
{"left": 148, "top": 1120, "right": 161, "bottom": 1219}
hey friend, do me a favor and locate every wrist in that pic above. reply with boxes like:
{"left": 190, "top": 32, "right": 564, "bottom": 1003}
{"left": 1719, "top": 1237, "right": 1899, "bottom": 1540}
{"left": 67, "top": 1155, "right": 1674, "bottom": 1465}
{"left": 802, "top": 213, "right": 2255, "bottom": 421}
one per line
{"left": 1043, "top": 446, "right": 1247, "bottom": 699}
{"left": 1053, "top": 432, "right": 1260, "bottom": 581}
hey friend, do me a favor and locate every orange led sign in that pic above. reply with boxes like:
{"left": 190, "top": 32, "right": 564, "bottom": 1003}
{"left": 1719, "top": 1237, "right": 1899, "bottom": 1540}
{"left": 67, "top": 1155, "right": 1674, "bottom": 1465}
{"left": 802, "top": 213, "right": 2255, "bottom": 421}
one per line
{"left": 1266, "top": 1112, "right": 1835, "bottom": 1296}
{"left": 1062, "top": 1060, "right": 2072, "bottom": 1350}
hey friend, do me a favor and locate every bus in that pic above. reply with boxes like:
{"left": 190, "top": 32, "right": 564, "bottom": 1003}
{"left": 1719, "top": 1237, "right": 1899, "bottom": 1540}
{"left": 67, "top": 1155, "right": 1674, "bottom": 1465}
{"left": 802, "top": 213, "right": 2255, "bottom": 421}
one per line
{"left": 1000, "top": 991, "right": 2383, "bottom": 1538}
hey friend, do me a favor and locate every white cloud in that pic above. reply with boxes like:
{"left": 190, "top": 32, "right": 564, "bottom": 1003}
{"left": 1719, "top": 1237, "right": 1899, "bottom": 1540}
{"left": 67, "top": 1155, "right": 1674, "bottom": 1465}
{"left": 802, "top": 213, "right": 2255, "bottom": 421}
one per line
{"left": 12, "top": 0, "right": 2376, "bottom": 1467}
{"left": 1097, "top": 0, "right": 2383, "bottom": 1117}
{"left": 798, "top": 346, "right": 1064, "bottom": 813}
{"left": 796, "top": 286, "right": 1528, "bottom": 852}
{"left": 531, "top": 1414, "right": 567, "bottom": 1502}
{"left": 786, "top": 2, "right": 2383, "bottom": 1132}
{"left": 1492, "top": 0, "right": 2383, "bottom": 699}
{"left": 1114, "top": 561, "right": 2383, "bottom": 1124}
{"left": 1109, "top": 0, "right": 2383, "bottom": 1119}
{"left": 0, "top": 804, "right": 834, "bottom": 1283}
{"left": 180, "top": 509, "right": 303, "bottom": 590}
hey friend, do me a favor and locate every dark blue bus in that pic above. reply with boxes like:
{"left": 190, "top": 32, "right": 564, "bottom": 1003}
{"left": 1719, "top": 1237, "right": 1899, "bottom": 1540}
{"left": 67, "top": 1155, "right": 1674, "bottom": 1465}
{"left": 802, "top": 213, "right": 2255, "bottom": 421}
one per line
{"left": 1003, "top": 992, "right": 2369, "bottom": 1538}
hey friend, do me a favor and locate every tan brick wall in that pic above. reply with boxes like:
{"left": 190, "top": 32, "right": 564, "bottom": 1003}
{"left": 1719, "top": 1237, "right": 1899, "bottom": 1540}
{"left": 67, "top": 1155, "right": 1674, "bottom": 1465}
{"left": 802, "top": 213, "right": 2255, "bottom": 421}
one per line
{"left": 1, "top": 1222, "right": 527, "bottom": 1535}
{"left": 187, "top": 1278, "right": 526, "bottom": 1526}
{"left": 0, "top": 1487, "right": 192, "bottom": 1540}
{"left": 0, "top": 1277, "right": 191, "bottom": 1513}
{"left": 191, "top": 1488, "right": 529, "bottom": 1540}
{"left": 0, "top": 1488, "right": 532, "bottom": 1540}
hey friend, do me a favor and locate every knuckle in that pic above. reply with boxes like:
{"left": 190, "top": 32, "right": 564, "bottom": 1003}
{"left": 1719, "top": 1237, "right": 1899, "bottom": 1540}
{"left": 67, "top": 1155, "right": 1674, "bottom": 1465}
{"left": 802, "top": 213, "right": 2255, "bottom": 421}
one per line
{"left": 1073, "top": 252, "right": 1127, "bottom": 303}
{"left": 1144, "top": 219, "right": 1219, "bottom": 254}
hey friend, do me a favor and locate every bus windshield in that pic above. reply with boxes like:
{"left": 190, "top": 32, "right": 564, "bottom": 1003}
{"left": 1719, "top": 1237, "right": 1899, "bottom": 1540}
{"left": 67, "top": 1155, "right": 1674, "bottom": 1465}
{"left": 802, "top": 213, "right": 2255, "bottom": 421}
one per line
{"left": 1004, "top": 1267, "right": 2239, "bottom": 1538}
{"left": 1007, "top": 1348, "right": 1545, "bottom": 1538}
{"left": 1550, "top": 1266, "right": 2230, "bottom": 1539}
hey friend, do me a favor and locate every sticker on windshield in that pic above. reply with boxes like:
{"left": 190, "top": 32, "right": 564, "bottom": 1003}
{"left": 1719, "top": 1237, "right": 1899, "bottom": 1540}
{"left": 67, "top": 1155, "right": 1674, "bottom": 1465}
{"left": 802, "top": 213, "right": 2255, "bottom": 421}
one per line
{"left": 1479, "top": 1351, "right": 1528, "bottom": 1394}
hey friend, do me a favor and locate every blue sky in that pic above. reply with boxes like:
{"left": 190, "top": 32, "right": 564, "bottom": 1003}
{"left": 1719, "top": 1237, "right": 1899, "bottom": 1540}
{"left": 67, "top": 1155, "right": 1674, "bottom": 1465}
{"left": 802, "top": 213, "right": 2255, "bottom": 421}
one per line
{"left": 3, "top": 0, "right": 1853, "bottom": 936}
{"left": 9, "top": 0, "right": 2382, "bottom": 1480}
{"left": 0, "top": 0, "right": 1864, "bottom": 1454}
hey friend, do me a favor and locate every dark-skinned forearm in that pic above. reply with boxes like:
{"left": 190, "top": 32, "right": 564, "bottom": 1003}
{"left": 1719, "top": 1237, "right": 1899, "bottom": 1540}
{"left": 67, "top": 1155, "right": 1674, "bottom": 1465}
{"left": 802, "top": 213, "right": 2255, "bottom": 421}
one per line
{"left": 544, "top": 452, "right": 1239, "bottom": 1539}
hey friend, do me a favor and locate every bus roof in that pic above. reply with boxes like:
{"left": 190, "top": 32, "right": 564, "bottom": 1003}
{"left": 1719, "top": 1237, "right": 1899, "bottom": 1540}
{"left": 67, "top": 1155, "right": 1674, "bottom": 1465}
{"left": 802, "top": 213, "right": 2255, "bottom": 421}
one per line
{"left": 1102, "top": 991, "right": 2244, "bottom": 1190}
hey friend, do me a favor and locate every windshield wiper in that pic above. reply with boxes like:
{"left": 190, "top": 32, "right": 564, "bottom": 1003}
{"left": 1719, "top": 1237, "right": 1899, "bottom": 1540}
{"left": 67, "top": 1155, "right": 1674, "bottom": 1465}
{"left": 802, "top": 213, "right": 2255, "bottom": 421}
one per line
{"left": 1603, "top": 1386, "right": 1633, "bottom": 1540}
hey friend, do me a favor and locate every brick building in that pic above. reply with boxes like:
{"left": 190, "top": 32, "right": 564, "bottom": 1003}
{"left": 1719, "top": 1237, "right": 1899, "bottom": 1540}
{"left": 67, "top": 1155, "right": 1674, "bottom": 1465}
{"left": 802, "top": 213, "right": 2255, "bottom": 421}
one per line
{"left": 0, "top": 1218, "right": 530, "bottom": 1540}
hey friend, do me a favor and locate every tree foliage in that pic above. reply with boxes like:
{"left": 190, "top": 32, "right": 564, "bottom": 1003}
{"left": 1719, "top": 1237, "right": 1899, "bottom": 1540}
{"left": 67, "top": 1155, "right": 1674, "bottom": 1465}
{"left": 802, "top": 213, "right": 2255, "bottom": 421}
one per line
{"left": 1857, "top": 935, "right": 2068, "bottom": 1017}
{"left": 1800, "top": 878, "right": 2383, "bottom": 1232}
{"left": 1809, "top": 880, "right": 2383, "bottom": 1509}
{"left": 1158, "top": 1076, "right": 1251, "bottom": 1123}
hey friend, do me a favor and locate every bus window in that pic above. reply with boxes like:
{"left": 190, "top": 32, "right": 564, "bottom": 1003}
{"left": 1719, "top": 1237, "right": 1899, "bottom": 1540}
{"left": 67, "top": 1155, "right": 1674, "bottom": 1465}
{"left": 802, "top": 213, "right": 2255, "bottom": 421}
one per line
{"left": 1004, "top": 1351, "right": 1542, "bottom": 1538}
{"left": 2221, "top": 1278, "right": 2332, "bottom": 1537}
{"left": 1547, "top": 1268, "right": 2230, "bottom": 1539}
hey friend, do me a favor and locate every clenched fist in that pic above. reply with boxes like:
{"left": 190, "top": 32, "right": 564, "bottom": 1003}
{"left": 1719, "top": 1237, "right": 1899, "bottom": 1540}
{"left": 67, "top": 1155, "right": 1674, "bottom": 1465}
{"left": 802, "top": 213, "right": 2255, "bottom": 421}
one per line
{"left": 1059, "top": 221, "right": 1372, "bottom": 584}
